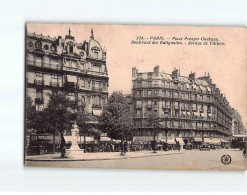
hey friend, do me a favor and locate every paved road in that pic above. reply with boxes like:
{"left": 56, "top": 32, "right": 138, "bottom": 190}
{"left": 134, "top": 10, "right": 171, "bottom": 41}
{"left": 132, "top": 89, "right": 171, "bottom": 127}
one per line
{"left": 26, "top": 149, "right": 246, "bottom": 171}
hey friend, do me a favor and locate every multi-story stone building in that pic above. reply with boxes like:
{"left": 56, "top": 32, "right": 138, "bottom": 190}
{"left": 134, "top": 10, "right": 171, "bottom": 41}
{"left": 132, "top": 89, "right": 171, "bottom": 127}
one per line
{"left": 26, "top": 29, "right": 108, "bottom": 116}
{"left": 232, "top": 109, "right": 245, "bottom": 135}
{"left": 130, "top": 65, "right": 233, "bottom": 145}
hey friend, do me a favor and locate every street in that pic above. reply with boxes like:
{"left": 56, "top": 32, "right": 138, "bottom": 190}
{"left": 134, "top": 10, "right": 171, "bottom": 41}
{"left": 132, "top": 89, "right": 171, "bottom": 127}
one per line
{"left": 25, "top": 149, "right": 246, "bottom": 171}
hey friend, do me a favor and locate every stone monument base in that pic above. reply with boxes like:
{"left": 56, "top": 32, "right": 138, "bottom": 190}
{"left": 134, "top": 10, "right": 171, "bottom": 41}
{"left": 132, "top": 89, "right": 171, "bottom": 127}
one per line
{"left": 66, "top": 149, "right": 85, "bottom": 158}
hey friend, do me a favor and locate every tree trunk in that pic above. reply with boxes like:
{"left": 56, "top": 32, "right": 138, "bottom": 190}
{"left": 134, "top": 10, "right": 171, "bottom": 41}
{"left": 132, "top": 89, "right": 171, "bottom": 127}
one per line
{"left": 60, "top": 131, "right": 66, "bottom": 158}
{"left": 53, "top": 131, "right": 56, "bottom": 154}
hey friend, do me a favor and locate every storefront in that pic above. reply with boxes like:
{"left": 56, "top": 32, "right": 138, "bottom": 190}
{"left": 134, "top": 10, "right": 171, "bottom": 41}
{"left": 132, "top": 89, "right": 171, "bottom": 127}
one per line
{"left": 192, "top": 137, "right": 203, "bottom": 149}
{"left": 176, "top": 138, "right": 185, "bottom": 150}
{"left": 204, "top": 138, "right": 221, "bottom": 148}
{"left": 167, "top": 138, "right": 176, "bottom": 150}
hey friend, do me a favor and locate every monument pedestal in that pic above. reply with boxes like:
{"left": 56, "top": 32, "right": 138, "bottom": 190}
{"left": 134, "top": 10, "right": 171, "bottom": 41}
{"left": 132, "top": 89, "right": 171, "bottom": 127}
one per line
{"left": 66, "top": 122, "right": 84, "bottom": 158}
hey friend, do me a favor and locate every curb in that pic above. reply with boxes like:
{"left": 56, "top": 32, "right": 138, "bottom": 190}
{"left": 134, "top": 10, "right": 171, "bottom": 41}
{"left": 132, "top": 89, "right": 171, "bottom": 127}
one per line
{"left": 26, "top": 152, "right": 184, "bottom": 162}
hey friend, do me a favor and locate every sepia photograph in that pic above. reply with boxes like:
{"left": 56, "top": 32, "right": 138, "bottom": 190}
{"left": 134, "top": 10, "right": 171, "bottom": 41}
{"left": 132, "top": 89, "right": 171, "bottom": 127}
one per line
{"left": 24, "top": 23, "right": 247, "bottom": 171}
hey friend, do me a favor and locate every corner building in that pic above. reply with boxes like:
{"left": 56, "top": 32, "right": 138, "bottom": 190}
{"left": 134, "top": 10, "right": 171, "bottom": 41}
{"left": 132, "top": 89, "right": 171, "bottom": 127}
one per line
{"left": 131, "top": 66, "right": 233, "bottom": 146}
{"left": 26, "top": 29, "right": 108, "bottom": 115}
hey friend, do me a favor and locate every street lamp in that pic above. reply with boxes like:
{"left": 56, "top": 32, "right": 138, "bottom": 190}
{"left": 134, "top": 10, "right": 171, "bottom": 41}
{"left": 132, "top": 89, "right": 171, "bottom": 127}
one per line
{"left": 120, "top": 128, "right": 125, "bottom": 156}
{"left": 153, "top": 128, "right": 157, "bottom": 153}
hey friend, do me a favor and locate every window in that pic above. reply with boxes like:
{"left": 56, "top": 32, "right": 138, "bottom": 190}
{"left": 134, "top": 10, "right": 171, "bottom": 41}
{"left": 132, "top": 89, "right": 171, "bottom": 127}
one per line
{"left": 147, "top": 100, "right": 152, "bottom": 106}
{"left": 154, "top": 80, "right": 157, "bottom": 86}
{"left": 68, "top": 92, "right": 75, "bottom": 101}
{"left": 69, "top": 45, "right": 73, "bottom": 53}
{"left": 36, "top": 89, "right": 43, "bottom": 99}
{"left": 94, "top": 51, "right": 98, "bottom": 58}
{"left": 44, "top": 45, "right": 49, "bottom": 50}
{"left": 154, "top": 101, "right": 157, "bottom": 105}
{"left": 35, "top": 72, "right": 43, "bottom": 82}
{"left": 147, "top": 90, "right": 152, "bottom": 96}
{"left": 35, "top": 41, "right": 41, "bottom": 49}
{"left": 136, "top": 101, "right": 142, "bottom": 108}
{"left": 51, "top": 74, "right": 58, "bottom": 79}
{"left": 136, "top": 110, "right": 142, "bottom": 117}
{"left": 80, "top": 79, "right": 85, "bottom": 88}
{"left": 35, "top": 57, "right": 42, "bottom": 67}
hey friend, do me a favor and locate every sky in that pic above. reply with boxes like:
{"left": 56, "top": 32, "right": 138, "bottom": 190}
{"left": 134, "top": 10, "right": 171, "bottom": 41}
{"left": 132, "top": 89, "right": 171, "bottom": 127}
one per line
{"left": 27, "top": 23, "right": 247, "bottom": 127}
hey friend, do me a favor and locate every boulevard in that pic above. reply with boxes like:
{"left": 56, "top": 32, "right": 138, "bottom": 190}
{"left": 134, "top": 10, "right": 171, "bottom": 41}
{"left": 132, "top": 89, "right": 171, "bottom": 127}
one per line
{"left": 26, "top": 149, "right": 246, "bottom": 171}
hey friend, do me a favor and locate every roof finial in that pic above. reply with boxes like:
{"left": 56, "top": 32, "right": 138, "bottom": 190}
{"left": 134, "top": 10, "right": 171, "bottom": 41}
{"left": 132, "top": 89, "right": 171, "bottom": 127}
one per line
{"left": 91, "top": 28, "right": 94, "bottom": 39}
{"left": 68, "top": 28, "right": 71, "bottom": 35}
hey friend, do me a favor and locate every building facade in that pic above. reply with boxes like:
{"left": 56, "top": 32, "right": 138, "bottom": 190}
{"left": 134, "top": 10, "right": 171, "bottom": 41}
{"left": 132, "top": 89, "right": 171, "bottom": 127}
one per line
{"left": 232, "top": 109, "right": 245, "bottom": 135}
{"left": 130, "top": 65, "right": 234, "bottom": 144}
{"left": 26, "top": 29, "right": 108, "bottom": 116}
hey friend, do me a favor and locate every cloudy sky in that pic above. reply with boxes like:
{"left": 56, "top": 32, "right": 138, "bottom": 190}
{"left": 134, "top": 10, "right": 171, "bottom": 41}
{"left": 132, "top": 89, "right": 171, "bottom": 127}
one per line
{"left": 27, "top": 23, "right": 247, "bottom": 127}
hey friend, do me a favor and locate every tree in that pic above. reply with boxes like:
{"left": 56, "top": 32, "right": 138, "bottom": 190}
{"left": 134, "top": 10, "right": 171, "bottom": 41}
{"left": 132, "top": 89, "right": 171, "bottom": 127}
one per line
{"left": 76, "top": 105, "right": 101, "bottom": 151}
{"left": 25, "top": 96, "right": 36, "bottom": 131}
{"left": 99, "top": 91, "right": 133, "bottom": 155}
{"left": 147, "top": 111, "right": 162, "bottom": 153}
{"left": 44, "top": 92, "right": 78, "bottom": 156}
{"left": 25, "top": 96, "right": 47, "bottom": 133}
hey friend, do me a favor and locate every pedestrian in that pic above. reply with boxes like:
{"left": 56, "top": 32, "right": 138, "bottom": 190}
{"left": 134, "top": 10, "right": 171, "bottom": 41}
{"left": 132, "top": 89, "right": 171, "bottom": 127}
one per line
{"left": 243, "top": 143, "right": 246, "bottom": 157}
{"left": 111, "top": 143, "right": 115, "bottom": 152}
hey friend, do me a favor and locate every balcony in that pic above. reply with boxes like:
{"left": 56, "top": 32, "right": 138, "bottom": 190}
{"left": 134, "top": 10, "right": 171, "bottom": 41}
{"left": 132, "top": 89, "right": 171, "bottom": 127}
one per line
{"left": 50, "top": 81, "right": 59, "bottom": 87}
{"left": 92, "top": 104, "right": 102, "bottom": 109}
{"left": 207, "top": 109, "right": 212, "bottom": 113}
{"left": 44, "top": 63, "right": 62, "bottom": 70}
{"left": 64, "top": 82, "right": 77, "bottom": 89}
{"left": 146, "top": 104, "right": 152, "bottom": 109}
{"left": 35, "top": 98, "right": 44, "bottom": 105}
{"left": 87, "top": 70, "right": 108, "bottom": 77}
{"left": 174, "top": 105, "right": 180, "bottom": 110}
{"left": 34, "top": 79, "right": 44, "bottom": 86}
{"left": 192, "top": 107, "right": 197, "bottom": 112}
{"left": 199, "top": 108, "right": 204, "bottom": 113}
{"left": 63, "top": 66, "right": 78, "bottom": 72}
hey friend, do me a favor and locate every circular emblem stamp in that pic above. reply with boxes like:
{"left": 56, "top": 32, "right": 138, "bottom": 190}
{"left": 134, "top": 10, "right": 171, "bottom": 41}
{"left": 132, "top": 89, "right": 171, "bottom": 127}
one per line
{"left": 221, "top": 154, "right": 231, "bottom": 165}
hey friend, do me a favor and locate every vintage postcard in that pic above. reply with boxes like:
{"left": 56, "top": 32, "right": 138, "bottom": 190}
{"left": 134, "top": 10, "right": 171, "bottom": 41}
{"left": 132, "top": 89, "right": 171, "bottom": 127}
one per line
{"left": 24, "top": 23, "right": 247, "bottom": 171}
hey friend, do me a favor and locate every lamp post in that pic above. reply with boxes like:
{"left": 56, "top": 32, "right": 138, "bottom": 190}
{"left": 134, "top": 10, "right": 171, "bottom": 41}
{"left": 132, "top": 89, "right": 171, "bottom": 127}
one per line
{"left": 153, "top": 128, "right": 157, "bottom": 153}
{"left": 120, "top": 128, "right": 125, "bottom": 156}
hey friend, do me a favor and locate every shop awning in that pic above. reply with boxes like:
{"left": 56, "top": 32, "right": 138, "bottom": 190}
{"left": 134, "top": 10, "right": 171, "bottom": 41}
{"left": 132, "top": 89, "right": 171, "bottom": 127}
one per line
{"left": 77, "top": 137, "right": 95, "bottom": 143}
{"left": 112, "top": 139, "right": 121, "bottom": 143}
{"left": 194, "top": 137, "right": 203, "bottom": 142}
{"left": 220, "top": 139, "right": 229, "bottom": 143}
{"left": 167, "top": 138, "right": 176, "bottom": 145}
{"left": 176, "top": 138, "right": 184, "bottom": 145}
{"left": 67, "top": 75, "right": 77, "bottom": 83}
{"left": 204, "top": 138, "right": 221, "bottom": 145}
{"left": 64, "top": 136, "right": 72, "bottom": 142}
{"left": 100, "top": 137, "right": 111, "bottom": 142}
{"left": 92, "top": 110, "right": 102, "bottom": 116}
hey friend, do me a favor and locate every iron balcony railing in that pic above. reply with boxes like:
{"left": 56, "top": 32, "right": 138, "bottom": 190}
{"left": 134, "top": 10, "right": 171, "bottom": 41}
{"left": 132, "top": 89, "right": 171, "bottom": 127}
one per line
{"left": 34, "top": 79, "right": 44, "bottom": 85}
{"left": 35, "top": 98, "right": 44, "bottom": 105}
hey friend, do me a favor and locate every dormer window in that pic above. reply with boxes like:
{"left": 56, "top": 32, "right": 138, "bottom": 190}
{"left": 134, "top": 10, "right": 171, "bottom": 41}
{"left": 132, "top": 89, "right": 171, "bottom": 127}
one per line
{"left": 69, "top": 45, "right": 73, "bottom": 53}
{"left": 35, "top": 41, "right": 42, "bottom": 49}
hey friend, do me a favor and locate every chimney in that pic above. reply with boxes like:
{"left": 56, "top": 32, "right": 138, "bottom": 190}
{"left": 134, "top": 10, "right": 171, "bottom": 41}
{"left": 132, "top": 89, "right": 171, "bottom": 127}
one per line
{"left": 132, "top": 67, "right": 137, "bottom": 79}
{"left": 57, "top": 36, "right": 62, "bottom": 46}
{"left": 153, "top": 65, "right": 160, "bottom": 76}
{"left": 189, "top": 72, "right": 196, "bottom": 81}
{"left": 172, "top": 68, "right": 179, "bottom": 79}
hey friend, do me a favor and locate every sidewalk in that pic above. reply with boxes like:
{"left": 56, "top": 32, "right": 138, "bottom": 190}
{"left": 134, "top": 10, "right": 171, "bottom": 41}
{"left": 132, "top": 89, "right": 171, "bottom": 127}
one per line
{"left": 25, "top": 150, "right": 184, "bottom": 161}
